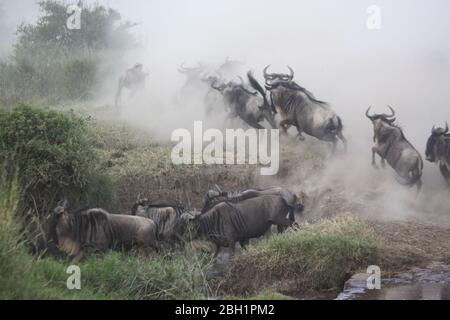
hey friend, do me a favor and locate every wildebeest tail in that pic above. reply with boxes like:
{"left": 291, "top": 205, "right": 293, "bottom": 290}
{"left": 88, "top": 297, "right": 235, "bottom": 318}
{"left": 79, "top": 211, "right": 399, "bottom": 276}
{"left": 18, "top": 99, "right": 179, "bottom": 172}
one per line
{"left": 326, "top": 117, "right": 341, "bottom": 134}
{"left": 337, "top": 116, "right": 343, "bottom": 131}
{"left": 247, "top": 71, "right": 266, "bottom": 98}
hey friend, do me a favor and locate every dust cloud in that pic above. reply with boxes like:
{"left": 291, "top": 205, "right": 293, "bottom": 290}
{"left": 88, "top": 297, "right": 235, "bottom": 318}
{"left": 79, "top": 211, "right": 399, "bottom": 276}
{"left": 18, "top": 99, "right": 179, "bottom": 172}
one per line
{"left": 2, "top": 0, "right": 450, "bottom": 221}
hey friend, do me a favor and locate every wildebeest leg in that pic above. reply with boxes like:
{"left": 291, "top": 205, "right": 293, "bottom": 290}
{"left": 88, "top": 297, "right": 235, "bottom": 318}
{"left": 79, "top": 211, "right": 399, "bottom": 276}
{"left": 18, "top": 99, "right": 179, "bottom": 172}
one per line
{"left": 213, "top": 244, "right": 221, "bottom": 258}
{"left": 115, "top": 80, "right": 123, "bottom": 107}
{"left": 229, "top": 242, "right": 236, "bottom": 256}
{"left": 239, "top": 239, "right": 249, "bottom": 250}
{"left": 242, "top": 117, "right": 265, "bottom": 129}
{"left": 71, "top": 250, "right": 85, "bottom": 264}
{"left": 273, "top": 216, "right": 294, "bottom": 232}
{"left": 439, "top": 163, "right": 450, "bottom": 187}
{"left": 337, "top": 131, "right": 347, "bottom": 152}
{"left": 415, "top": 179, "right": 423, "bottom": 196}
{"left": 277, "top": 224, "right": 287, "bottom": 233}
{"left": 372, "top": 147, "right": 380, "bottom": 169}
{"left": 332, "top": 138, "right": 338, "bottom": 153}
{"left": 381, "top": 158, "right": 386, "bottom": 168}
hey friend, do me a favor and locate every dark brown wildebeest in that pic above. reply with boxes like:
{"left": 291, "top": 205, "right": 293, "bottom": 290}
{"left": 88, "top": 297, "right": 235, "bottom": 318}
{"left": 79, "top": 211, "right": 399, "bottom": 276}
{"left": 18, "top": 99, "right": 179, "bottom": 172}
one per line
{"left": 115, "top": 63, "right": 148, "bottom": 107}
{"left": 131, "top": 197, "right": 187, "bottom": 244}
{"left": 182, "top": 193, "right": 303, "bottom": 256}
{"left": 48, "top": 200, "right": 158, "bottom": 263}
{"left": 210, "top": 72, "right": 276, "bottom": 129}
{"left": 366, "top": 106, "right": 423, "bottom": 193}
{"left": 259, "top": 65, "right": 347, "bottom": 151}
{"left": 425, "top": 122, "right": 450, "bottom": 186}
{"left": 202, "top": 185, "right": 303, "bottom": 222}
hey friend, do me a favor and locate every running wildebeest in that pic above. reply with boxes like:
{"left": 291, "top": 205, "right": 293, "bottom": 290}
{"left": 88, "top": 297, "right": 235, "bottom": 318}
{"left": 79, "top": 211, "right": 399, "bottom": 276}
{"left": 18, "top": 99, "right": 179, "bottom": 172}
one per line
{"left": 366, "top": 106, "right": 423, "bottom": 192}
{"left": 425, "top": 122, "right": 450, "bottom": 186}
{"left": 217, "top": 56, "right": 245, "bottom": 80}
{"left": 178, "top": 62, "right": 206, "bottom": 99}
{"left": 182, "top": 193, "right": 303, "bottom": 256}
{"left": 131, "top": 196, "right": 187, "bottom": 244}
{"left": 201, "top": 73, "right": 226, "bottom": 116}
{"left": 48, "top": 200, "right": 158, "bottom": 263}
{"left": 115, "top": 63, "right": 148, "bottom": 107}
{"left": 210, "top": 72, "right": 276, "bottom": 129}
{"left": 260, "top": 65, "right": 347, "bottom": 151}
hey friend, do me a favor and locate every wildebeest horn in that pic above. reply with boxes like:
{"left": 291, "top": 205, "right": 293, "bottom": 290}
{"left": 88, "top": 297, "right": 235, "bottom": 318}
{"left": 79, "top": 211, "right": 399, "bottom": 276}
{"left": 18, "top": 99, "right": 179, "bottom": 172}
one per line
{"left": 365, "top": 106, "right": 374, "bottom": 119}
{"left": 445, "top": 121, "right": 449, "bottom": 133}
{"left": 386, "top": 105, "right": 396, "bottom": 118}
{"left": 263, "top": 65, "right": 271, "bottom": 79}
{"left": 57, "top": 199, "right": 69, "bottom": 208}
{"left": 287, "top": 65, "right": 294, "bottom": 79}
{"left": 432, "top": 125, "right": 437, "bottom": 134}
{"left": 214, "top": 184, "right": 222, "bottom": 193}
{"left": 237, "top": 76, "right": 244, "bottom": 85}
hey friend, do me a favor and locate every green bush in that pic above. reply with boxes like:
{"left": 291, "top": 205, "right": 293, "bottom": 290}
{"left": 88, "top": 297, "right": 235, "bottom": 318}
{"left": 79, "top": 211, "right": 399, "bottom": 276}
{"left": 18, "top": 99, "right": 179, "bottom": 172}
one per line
{"left": 224, "top": 216, "right": 382, "bottom": 296}
{"left": 0, "top": 105, "right": 113, "bottom": 246}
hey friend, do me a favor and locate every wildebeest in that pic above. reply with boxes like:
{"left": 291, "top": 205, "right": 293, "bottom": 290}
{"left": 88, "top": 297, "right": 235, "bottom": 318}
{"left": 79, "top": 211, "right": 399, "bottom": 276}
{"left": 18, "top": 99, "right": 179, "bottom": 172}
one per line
{"left": 366, "top": 106, "right": 423, "bottom": 192}
{"left": 210, "top": 72, "right": 276, "bottom": 129}
{"left": 201, "top": 73, "right": 227, "bottom": 116}
{"left": 260, "top": 65, "right": 347, "bottom": 151}
{"left": 425, "top": 122, "right": 450, "bottom": 186}
{"left": 182, "top": 194, "right": 302, "bottom": 256}
{"left": 48, "top": 200, "right": 158, "bottom": 263}
{"left": 202, "top": 185, "right": 304, "bottom": 223}
{"left": 217, "top": 57, "right": 245, "bottom": 80}
{"left": 131, "top": 197, "right": 187, "bottom": 244}
{"left": 115, "top": 63, "right": 148, "bottom": 107}
{"left": 177, "top": 62, "right": 207, "bottom": 100}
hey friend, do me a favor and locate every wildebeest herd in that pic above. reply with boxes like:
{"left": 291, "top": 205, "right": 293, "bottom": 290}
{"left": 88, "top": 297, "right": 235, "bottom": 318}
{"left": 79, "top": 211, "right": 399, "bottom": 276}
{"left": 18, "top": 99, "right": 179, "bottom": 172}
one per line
{"left": 49, "top": 60, "right": 450, "bottom": 263}
{"left": 49, "top": 187, "right": 304, "bottom": 263}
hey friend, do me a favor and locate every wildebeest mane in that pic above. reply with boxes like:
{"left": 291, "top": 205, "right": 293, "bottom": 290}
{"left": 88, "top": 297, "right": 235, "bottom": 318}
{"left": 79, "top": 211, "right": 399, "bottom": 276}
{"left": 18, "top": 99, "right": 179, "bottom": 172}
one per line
{"left": 71, "top": 208, "right": 114, "bottom": 246}
{"left": 269, "top": 81, "right": 328, "bottom": 105}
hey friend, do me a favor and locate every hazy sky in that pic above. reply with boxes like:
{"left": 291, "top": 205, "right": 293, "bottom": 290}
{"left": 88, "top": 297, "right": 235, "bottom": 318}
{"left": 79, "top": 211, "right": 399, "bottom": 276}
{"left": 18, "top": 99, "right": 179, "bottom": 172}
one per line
{"left": 1, "top": 0, "right": 450, "bottom": 146}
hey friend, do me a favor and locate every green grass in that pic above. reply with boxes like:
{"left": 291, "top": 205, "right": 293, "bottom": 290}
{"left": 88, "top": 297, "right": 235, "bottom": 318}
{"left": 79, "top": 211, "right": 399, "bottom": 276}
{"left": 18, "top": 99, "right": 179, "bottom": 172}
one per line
{"left": 224, "top": 216, "right": 382, "bottom": 297}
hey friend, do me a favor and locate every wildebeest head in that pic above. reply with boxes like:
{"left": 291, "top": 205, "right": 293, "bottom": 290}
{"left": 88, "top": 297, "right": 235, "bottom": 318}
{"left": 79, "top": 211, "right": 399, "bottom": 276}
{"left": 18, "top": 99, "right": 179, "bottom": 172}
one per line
{"left": 131, "top": 195, "right": 151, "bottom": 215}
{"left": 49, "top": 200, "right": 113, "bottom": 251}
{"left": 263, "top": 65, "right": 294, "bottom": 88}
{"left": 202, "top": 185, "right": 228, "bottom": 213}
{"left": 210, "top": 78, "right": 229, "bottom": 93}
{"left": 179, "top": 210, "right": 202, "bottom": 239}
{"left": 425, "top": 122, "right": 449, "bottom": 162}
{"left": 365, "top": 106, "right": 397, "bottom": 124}
{"left": 178, "top": 62, "right": 204, "bottom": 77}
{"left": 48, "top": 199, "right": 70, "bottom": 245}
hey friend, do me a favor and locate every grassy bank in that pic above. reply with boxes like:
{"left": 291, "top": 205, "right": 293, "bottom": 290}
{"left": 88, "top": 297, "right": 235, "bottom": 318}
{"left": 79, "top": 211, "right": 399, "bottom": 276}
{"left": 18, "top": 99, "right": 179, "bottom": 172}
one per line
{"left": 223, "top": 216, "right": 382, "bottom": 298}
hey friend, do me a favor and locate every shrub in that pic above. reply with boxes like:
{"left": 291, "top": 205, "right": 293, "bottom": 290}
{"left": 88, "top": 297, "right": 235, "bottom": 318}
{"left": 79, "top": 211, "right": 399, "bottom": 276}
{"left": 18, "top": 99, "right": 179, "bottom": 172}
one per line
{"left": 0, "top": 105, "right": 113, "bottom": 246}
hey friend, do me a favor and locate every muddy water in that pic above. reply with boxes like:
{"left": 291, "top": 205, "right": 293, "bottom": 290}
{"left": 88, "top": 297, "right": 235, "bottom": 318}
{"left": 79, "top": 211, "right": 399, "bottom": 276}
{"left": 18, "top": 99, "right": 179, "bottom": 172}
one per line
{"left": 337, "top": 262, "right": 450, "bottom": 300}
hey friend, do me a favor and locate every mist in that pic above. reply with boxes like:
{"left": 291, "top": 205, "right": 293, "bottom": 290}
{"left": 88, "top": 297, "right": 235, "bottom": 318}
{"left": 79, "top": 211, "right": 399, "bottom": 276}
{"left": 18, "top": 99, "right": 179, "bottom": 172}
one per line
{"left": 2, "top": 0, "right": 450, "bottom": 220}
